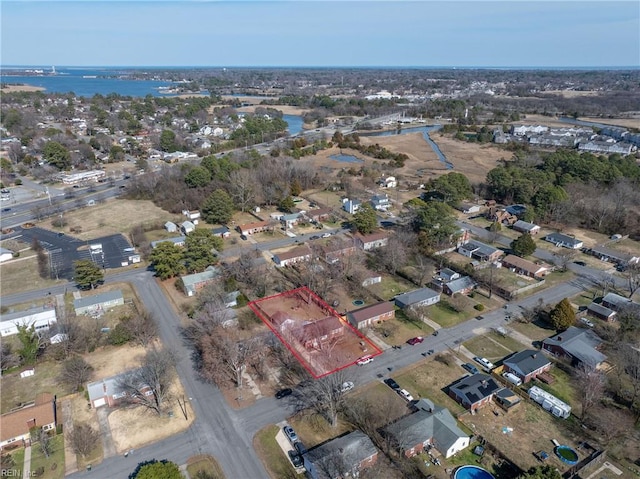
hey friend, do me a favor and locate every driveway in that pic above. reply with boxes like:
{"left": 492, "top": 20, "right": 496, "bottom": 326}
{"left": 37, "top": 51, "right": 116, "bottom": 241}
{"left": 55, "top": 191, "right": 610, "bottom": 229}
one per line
{"left": 96, "top": 407, "right": 117, "bottom": 458}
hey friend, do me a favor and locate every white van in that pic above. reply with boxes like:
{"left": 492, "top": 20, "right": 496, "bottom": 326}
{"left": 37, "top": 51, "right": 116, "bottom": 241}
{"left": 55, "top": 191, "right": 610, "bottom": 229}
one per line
{"left": 502, "top": 372, "right": 523, "bottom": 387}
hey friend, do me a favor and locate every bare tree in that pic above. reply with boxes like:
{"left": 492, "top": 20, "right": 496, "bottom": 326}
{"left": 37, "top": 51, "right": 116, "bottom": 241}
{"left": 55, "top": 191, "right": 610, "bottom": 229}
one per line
{"left": 554, "top": 249, "right": 576, "bottom": 272}
{"left": 575, "top": 361, "right": 605, "bottom": 420}
{"left": 291, "top": 370, "right": 353, "bottom": 428}
{"left": 117, "top": 347, "right": 177, "bottom": 415}
{"left": 33, "top": 428, "right": 52, "bottom": 458}
{"left": 59, "top": 356, "right": 94, "bottom": 392}
{"left": 586, "top": 406, "right": 633, "bottom": 446}
{"left": 0, "top": 342, "right": 20, "bottom": 372}
{"left": 69, "top": 423, "right": 100, "bottom": 458}
{"left": 623, "top": 263, "right": 640, "bottom": 299}
{"left": 228, "top": 169, "right": 257, "bottom": 212}
{"left": 122, "top": 309, "right": 157, "bottom": 347}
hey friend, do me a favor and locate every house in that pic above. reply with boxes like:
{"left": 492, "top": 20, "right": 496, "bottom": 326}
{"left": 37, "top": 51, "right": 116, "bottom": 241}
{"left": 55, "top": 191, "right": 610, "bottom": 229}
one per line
{"left": 273, "top": 245, "right": 312, "bottom": 267}
{"left": 442, "top": 276, "right": 476, "bottom": 296}
{"left": 293, "top": 316, "right": 345, "bottom": 350}
{"left": 502, "top": 350, "right": 552, "bottom": 383}
{"left": 602, "top": 292, "right": 639, "bottom": 312}
{"left": 545, "top": 232, "right": 583, "bottom": 249}
{"left": 305, "top": 207, "right": 333, "bottom": 223}
{"left": 586, "top": 245, "right": 639, "bottom": 266}
{"left": 586, "top": 302, "right": 617, "bottom": 322}
{"left": 456, "top": 203, "right": 481, "bottom": 214}
{"left": 542, "top": 326, "right": 607, "bottom": 368}
{"left": 321, "top": 239, "right": 357, "bottom": 264}
{"left": 87, "top": 370, "right": 152, "bottom": 409}
{"left": 180, "top": 266, "right": 221, "bottom": 296}
{"left": 458, "top": 240, "right": 504, "bottom": 263}
{"left": 370, "top": 194, "right": 391, "bottom": 211}
{"left": 0, "top": 306, "right": 57, "bottom": 337}
{"left": 280, "top": 212, "right": 303, "bottom": 229}
{"left": 383, "top": 398, "right": 470, "bottom": 458}
{"left": 395, "top": 288, "right": 440, "bottom": 309}
{"left": 74, "top": 290, "right": 124, "bottom": 316}
{"left": 501, "top": 255, "right": 551, "bottom": 279}
{"left": 182, "top": 209, "right": 201, "bottom": 223}
{"left": 448, "top": 374, "right": 503, "bottom": 411}
{"left": 438, "top": 268, "right": 460, "bottom": 282}
{"left": 487, "top": 208, "right": 518, "bottom": 225}
{"left": 0, "top": 394, "right": 56, "bottom": 450}
{"left": 347, "top": 301, "right": 395, "bottom": 330}
{"left": 379, "top": 176, "right": 397, "bottom": 188}
{"left": 353, "top": 231, "right": 389, "bottom": 251}
{"left": 181, "top": 221, "right": 196, "bottom": 234}
{"left": 164, "top": 221, "right": 177, "bottom": 233}
{"left": 150, "top": 236, "right": 186, "bottom": 248}
{"left": 304, "top": 430, "right": 379, "bottom": 479}
{"left": 342, "top": 198, "right": 361, "bottom": 214}
{"left": 0, "top": 247, "right": 13, "bottom": 262}
{"left": 237, "top": 220, "right": 270, "bottom": 236}
{"left": 211, "top": 226, "right": 230, "bottom": 238}
{"left": 512, "top": 220, "right": 540, "bottom": 235}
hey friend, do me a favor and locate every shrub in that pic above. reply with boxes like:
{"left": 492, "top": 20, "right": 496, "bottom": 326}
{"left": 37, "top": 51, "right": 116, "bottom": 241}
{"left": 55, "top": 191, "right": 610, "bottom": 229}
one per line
{"left": 474, "top": 304, "right": 485, "bottom": 311}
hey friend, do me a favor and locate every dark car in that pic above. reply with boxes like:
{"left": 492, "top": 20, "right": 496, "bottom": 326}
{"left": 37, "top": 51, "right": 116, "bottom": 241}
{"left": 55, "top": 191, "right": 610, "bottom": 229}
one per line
{"left": 240, "top": 234, "right": 248, "bottom": 240}
{"left": 384, "top": 378, "right": 400, "bottom": 390}
{"left": 288, "top": 450, "right": 303, "bottom": 468}
{"left": 2, "top": 208, "right": 11, "bottom": 212}
{"left": 275, "top": 388, "right": 293, "bottom": 399}
{"left": 432, "top": 330, "right": 439, "bottom": 336}
{"left": 294, "top": 441, "right": 307, "bottom": 456}
{"left": 462, "top": 363, "right": 479, "bottom": 374}
{"left": 573, "top": 261, "right": 587, "bottom": 267}
{"left": 309, "top": 235, "right": 320, "bottom": 240}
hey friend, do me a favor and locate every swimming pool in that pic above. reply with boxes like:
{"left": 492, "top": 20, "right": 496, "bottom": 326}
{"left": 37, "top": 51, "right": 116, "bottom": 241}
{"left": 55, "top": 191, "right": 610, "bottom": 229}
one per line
{"left": 555, "top": 445, "right": 579, "bottom": 465}
{"left": 453, "top": 465, "right": 496, "bottom": 479}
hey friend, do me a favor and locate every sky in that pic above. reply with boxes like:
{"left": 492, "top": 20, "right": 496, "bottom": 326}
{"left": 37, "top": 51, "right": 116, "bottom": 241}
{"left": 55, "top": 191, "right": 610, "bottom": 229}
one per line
{"left": 1, "top": 1, "right": 639, "bottom": 68}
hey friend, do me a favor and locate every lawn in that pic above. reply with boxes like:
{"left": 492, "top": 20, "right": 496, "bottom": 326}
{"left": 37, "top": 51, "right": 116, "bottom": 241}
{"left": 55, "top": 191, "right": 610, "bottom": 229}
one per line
{"left": 510, "top": 320, "right": 557, "bottom": 343}
{"left": 3, "top": 447, "right": 24, "bottom": 476}
{"left": 366, "top": 274, "right": 415, "bottom": 301}
{"left": 253, "top": 425, "right": 298, "bottom": 479}
{"left": 373, "top": 309, "right": 433, "bottom": 346}
{"left": 487, "top": 331, "right": 529, "bottom": 354}
{"left": 288, "top": 416, "right": 352, "bottom": 449}
{"left": 186, "top": 455, "right": 225, "bottom": 479}
{"left": 29, "top": 434, "right": 65, "bottom": 479}
{"left": 0, "top": 255, "right": 65, "bottom": 296}
{"left": 528, "top": 367, "right": 578, "bottom": 408}
{"left": 463, "top": 335, "right": 513, "bottom": 363}
{"left": 426, "top": 297, "right": 481, "bottom": 328}
{"left": 1, "top": 361, "right": 71, "bottom": 414}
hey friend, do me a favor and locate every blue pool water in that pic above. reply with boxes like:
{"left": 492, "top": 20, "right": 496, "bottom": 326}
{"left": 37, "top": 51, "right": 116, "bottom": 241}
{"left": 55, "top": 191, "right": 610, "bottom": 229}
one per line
{"left": 329, "top": 154, "right": 364, "bottom": 163}
{"left": 454, "top": 465, "right": 496, "bottom": 479}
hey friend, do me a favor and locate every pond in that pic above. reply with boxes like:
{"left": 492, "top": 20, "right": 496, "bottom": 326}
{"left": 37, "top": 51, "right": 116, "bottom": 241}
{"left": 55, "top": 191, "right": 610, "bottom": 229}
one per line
{"left": 329, "top": 154, "right": 364, "bottom": 164}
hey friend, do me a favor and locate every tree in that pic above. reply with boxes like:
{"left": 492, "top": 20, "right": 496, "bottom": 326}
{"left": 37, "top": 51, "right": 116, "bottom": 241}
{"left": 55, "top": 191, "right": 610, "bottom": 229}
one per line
{"left": 411, "top": 202, "right": 460, "bottom": 252}
{"left": 59, "top": 356, "right": 94, "bottom": 392}
{"left": 510, "top": 232, "right": 536, "bottom": 257}
{"left": 201, "top": 189, "right": 234, "bottom": 225}
{"left": 290, "top": 178, "right": 302, "bottom": 196}
{"left": 73, "top": 259, "right": 104, "bottom": 289}
{"left": 278, "top": 195, "right": 296, "bottom": 214}
{"left": 352, "top": 203, "right": 377, "bottom": 234}
{"left": 32, "top": 238, "right": 50, "bottom": 279}
{"left": 149, "top": 242, "right": 185, "bottom": 280}
{"left": 0, "top": 342, "right": 19, "bottom": 372}
{"left": 159, "top": 130, "right": 178, "bottom": 152}
{"left": 426, "top": 172, "right": 473, "bottom": 204}
{"left": 291, "top": 370, "right": 353, "bottom": 428}
{"left": 17, "top": 324, "right": 44, "bottom": 364}
{"left": 43, "top": 141, "right": 71, "bottom": 170}
{"left": 117, "top": 348, "right": 177, "bottom": 415}
{"left": 183, "top": 229, "right": 222, "bottom": 273}
{"left": 120, "top": 310, "right": 157, "bottom": 347}
{"left": 33, "top": 427, "right": 52, "bottom": 458}
{"left": 184, "top": 166, "right": 211, "bottom": 188}
{"left": 518, "top": 465, "right": 562, "bottom": 479}
{"left": 69, "top": 423, "right": 100, "bottom": 458}
{"left": 129, "top": 460, "right": 183, "bottom": 479}
{"left": 575, "top": 361, "right": 605, "bottom": 420}
{"left": 549, "top": 298, "right": 575, "bottom": 330}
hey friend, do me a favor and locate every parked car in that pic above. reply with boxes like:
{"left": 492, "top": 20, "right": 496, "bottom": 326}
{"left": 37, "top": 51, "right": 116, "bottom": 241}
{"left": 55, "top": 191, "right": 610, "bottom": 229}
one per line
{"left": 406, "top": 336, "right": 424, "bottom": 345}
{"left": 397, "top": 389, "right": 414, "bottom": 401}
{"left": 340, "top": 381, "right": 354, "bottom": 393}
{"left": 462, "top": 363, "right": 479, "bottom": 374}
{"left": 432, "top": 330, "right": 439, "bottom": 336}
{"left": 356, "top": 355, "right": 374, "bottom": 366}
{"left": 288, "top": 450, "right": 303, "bottom": 468}
{"left": 580, "top": 317, "right": 594, "bottom": 327}
{"left": 310, "top": 235, "right": 320, "bottom": 240}
{"left": 573, "top": 261, "right": 587, "bottom": 267}
{"left": 384, "top": 378, "right": 400, "bottom": 390}
{"left": 502, "top": 372, "right": 523, "bottom": 386}
{"left": 275, "top": 388, "right": 293, "bottom": 399}
{"left": 476, "top": 315, "right": 484, "bottom": 320}
{"left": 321, "top": 233, "right": 331, "bottom": 238}
{"left": 283, "top": 426, "right": 298, "bottom": 444}
{"left": 294, "top": 441, "right": 307, "bottom": 456}
{"left": 474, "top": 356, "right": 495, "bottom": 371}
{"left": 240, "top": 234, "right": 248, "bottom": 240}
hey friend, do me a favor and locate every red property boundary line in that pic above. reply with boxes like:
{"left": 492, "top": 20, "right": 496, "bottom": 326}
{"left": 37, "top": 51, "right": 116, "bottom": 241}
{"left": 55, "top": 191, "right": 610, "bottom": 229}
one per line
{"left": 248, "top": 286, "right": 382, "bottom": 379}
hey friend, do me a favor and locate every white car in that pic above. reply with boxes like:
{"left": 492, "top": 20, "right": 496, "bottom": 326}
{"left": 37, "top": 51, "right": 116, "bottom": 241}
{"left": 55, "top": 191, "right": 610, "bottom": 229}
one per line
{"left": 398, "top": 389, "right": 414, "bottom": 401}
{"left": 580, "top": 317, "right": 594, "bottom": 327}
{"left": 356, "top": 355, "right": 374, "bottom": 366}
{"left": 474, "top": 356, "right": 495, "bottom": 371}
{"left": 321, "top": 233, "right": 331, "bottom": 238}
{"left": 340, "top": 381, "right": 354, "bottom": 393}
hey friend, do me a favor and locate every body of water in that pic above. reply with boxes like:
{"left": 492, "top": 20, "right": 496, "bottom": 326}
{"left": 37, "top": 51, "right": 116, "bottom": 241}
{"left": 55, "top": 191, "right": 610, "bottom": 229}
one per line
{"left": 558, "top": 116, "right": 630, "bottom": 130}
{"left": 1, "top": 67, "right": 175, "bottom": 97}
{"left": 283, "top": 114, "right": 304, "bottom": 136}
{"left": 329, "top": 154, "right": 364, "bottom": 163}
{"left": 364, "top": 125, "right": 453, "bottom": 169}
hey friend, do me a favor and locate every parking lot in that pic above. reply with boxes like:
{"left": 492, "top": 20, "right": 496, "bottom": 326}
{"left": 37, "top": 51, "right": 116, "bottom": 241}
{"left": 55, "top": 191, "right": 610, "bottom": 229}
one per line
{"left": 14, "top": 227, "right": 134, "bottom": 280}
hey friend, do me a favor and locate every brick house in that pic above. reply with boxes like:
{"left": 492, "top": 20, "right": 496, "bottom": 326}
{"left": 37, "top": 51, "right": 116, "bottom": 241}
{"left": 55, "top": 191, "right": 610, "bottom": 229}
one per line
{"left": 237, "top": 220, "right": 270, "bottom": 235}
{"left": 542, "top": 327, "right": 607, "bottom": 369}
{"left": 294, "top": 316, "right": 345, "bottom": 350}
{"left": 303, "top": 430, "right": 378, "bottom": 479}
{"left": 347, "top": 301, "right": 395, "bottom": 329}
{"left": 87, "top": 370, "right": 154, "bottom": 409}
{"left": 501, "top": 254, "right": 551, "bottom": 279}
{"left": 502, "top": 350, "right": 552, "bottom": 383}
{"left": 273, "top": 245, "right": 312, "bottom": 267}
{"left": 353, "top": 231, "right": 389, "bottom": 251}
{"left": 448, "top": 374, "right": 502, "bottom": 411}
{"left": 458, "top": 240, "right": 504, "bottom": 263}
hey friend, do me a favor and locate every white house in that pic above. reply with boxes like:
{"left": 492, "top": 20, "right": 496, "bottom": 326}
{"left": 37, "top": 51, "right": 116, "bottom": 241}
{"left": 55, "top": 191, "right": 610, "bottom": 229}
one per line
{"left": 371, "top": 194, "right": 391, "bottom": 211}
{"left": 342, "top": 198, "right": 361, "bottom": 214}
{"left": 74, "top": 290, "right": 124, "bottom": 316}
{"left": 379, "top": 176, "right": 397, "bottom": 188}
{"left": 181, "top": 221, "right": 196, "bottom": 235}
{"left": 545, "top": 232, "right": 583, "bottom": 249}
{"left": 182, "top": 210, "right": 201, "bottom": 224}
{"left": 164, "top": 221, "right": 178, "bottom": 233}
{"left": 0, "top": 307, "right": 57, "bottom": 337}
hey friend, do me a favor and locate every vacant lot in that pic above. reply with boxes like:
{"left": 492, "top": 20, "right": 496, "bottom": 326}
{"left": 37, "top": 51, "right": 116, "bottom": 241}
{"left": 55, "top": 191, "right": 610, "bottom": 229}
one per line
{"left": 366, "top": 274, "right": 416, "bottom": 300}
{"left": 0, "top": 255, "right": 65, "bottom": 295}
{"left": 463, "top": 335, "right": 514, "bottom": 364}
{"left": 1, "top": 361, "right": 70, "bottom": 414}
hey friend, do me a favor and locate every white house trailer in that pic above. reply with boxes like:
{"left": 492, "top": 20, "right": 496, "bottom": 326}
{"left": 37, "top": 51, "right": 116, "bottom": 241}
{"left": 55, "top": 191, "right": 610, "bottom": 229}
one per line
{"left": 0, "top": 307, "right": 57, "bottom": 337}
{"left": 528, "top": 386, "right": 571, "bottom": 419}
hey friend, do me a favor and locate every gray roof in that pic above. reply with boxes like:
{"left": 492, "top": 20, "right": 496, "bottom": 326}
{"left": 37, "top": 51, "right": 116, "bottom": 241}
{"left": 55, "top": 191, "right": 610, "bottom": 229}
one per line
{"left": 445, "top": 276, "right": 476, "bottom": 294}
{"left": 0, "top": 306, "right": 56, "bottom": 323}
{"left": 590, "top": 245, "right": 637, "bottom": 263}
{"left": 384, "top": 402, "right": 468, "bottom": 455}
{"left": 305, "top": 430, "right": 378, "bottom": 479}
{"left": 0, "top": 247, "right": 13, "bottom": 255}
{"left": 211, "top": 226, "right": 230, "bottom": 235}
{"left": 459, "top": 240, "right": 501, "bottom": 259}
{"left": 181, "top": 266, "right": 220, "bottom": 292}
{"left": 543, "top": 326, "right": 606, "bottom": 366}
{"left": 503, "top": 349, "right": 550, "bottom": 376}
{"left": 74, "top": 290, "right": 123, "bottom": 310}
{"left": 394, "top": 287, "right": 440, "bottom": 308}
{"left": 602, "top": 292, "right": 637, "bottom": 310}
{"left": 545, "top": 232, "right": 582, "bottom": 246}
{"left": 513, "top": 220, "right": 539, "bottom": 231}
{"left": 151, "top": 236, "right": 186, "bottom": 248}
{"left": 587, "top": 302, "right": 616, "bottom": 318}
{"left": 449, "top": 374, "right": 502, "bottom": 406}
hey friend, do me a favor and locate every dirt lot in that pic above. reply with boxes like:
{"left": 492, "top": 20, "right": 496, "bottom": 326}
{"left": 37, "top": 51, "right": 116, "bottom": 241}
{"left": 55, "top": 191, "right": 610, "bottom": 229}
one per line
{"left": 84, "top": 343, "right": 147, "bottom": 379}
{"left": 60, "top": 199, "right": 173, "bottom": 240}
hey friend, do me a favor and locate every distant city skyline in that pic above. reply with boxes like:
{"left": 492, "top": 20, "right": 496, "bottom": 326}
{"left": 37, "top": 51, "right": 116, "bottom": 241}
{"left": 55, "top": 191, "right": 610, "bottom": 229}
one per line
{"left": 1, "top": 1, "right": 638, "bottom": 68}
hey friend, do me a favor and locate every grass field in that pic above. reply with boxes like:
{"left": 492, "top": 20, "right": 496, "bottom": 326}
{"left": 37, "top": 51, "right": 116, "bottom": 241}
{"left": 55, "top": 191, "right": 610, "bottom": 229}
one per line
{"left": 366, "top": 274, "right": 415, "bottom": 300}
{"left": 426, "top": 296, "right": 483, "bottom": 328}
{"left": 4, "top": 447, "right": 25, "bottom": 476}
{"left": 510, "top": 320, "right": 557, "bottom": 342}
{"left": 29, "top": 434, "right": 65, "bottom": 479}
{"left": 186, "top": 455, "right": 225, "bottom": 479}
{"left": 253, "top": 425, "right": 298, "bottom": 479}
{"left": 1, "top": 361, "right": 70, "bottom": 414}
{"left": 463, "top": 335, "right": 514, "bottom": 363}
{"left": 0, "top": 255, "right": 65, "bottom": 296}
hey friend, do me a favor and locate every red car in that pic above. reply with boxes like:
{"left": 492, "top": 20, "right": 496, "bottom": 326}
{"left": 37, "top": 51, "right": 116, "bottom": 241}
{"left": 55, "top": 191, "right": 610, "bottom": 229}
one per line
{"left": 407, "top": 336, "right": 424, "bottom": 345}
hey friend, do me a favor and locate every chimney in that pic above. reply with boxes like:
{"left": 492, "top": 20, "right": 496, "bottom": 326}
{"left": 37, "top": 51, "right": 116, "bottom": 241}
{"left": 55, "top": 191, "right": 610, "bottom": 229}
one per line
{"left": 557, "top": 336, "right": 562, "bottom": 341}
{"left": 532, "top": 354, "right": 537, "bottom": 358}
{"left": 103, "top": 381, "right": 107, "bottom": 393}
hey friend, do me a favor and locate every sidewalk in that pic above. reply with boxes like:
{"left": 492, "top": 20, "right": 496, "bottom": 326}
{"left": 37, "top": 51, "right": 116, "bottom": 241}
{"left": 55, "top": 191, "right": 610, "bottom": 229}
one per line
{"left": 22, "top": 446, "right": 31, "bottom": 479}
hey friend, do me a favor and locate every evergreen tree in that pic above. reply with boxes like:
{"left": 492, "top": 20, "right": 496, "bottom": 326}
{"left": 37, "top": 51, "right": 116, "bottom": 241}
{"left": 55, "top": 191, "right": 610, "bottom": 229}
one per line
{"left": 510, "top": 232, "right": 536, "bottom": 257}
{"left": 411, "top": 202, "right": 460, "bottom": 251}
{"left": 519, "top": 465, "right": 562, "bottom": 479}
{"left": 16, "top": 325, "right": 42, "bottom": 364}
{"left": 352, "top": 203, "right": 378, "bottom": 234}
{"left": 184, "top": 166, "right": 211, "bottom": 188}
{"left": 149, "top": 242, "right": 185, "bottom": 280}
{"left": 43, "top": 141, "right": 71, "bottom": 170}
{"left": 550, "top": 298, "right": 576, "bottom": 331}
{"left": 73, "top": 259, "right": 104, "bottom": 289}
{"left": 278, "top": 195, "right": 296, "bottom": 214}
{"left": 129, "top": 459, "right": 182, "bottom": 479}
{"left": 183, "top": 229, "right": 222, "bottom": 273}
{"left": 202, "top": 189, "right": 234, "bottom": 224}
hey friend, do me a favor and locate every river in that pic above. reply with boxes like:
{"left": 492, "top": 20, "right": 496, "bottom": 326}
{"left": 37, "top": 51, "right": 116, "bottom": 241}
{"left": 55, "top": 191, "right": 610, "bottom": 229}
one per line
{"left": 282, "top": 114, "right": 304, "bottom": 136}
